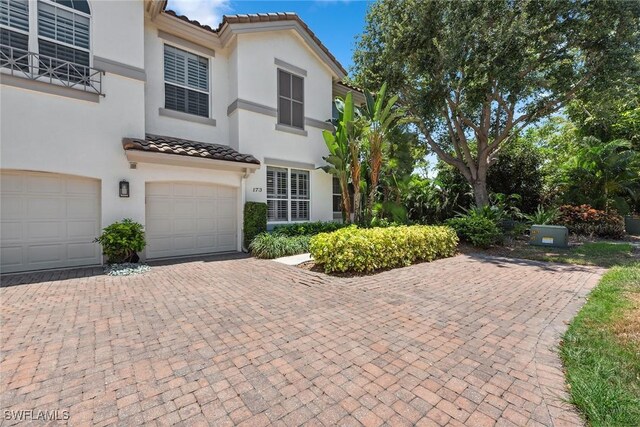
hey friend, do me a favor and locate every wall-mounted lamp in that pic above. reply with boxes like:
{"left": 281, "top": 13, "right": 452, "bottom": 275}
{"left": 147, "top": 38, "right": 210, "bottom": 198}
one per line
{"left": 119, "top": 180, "right": 130, "bottom": 198}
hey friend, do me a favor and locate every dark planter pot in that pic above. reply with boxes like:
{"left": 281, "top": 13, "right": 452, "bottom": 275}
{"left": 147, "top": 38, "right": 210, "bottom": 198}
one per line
{"left": 625, "top": 215, "right": 640, "bottom": 236}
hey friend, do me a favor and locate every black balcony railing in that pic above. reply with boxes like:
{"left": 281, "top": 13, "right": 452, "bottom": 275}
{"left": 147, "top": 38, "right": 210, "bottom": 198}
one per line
{"left": 0, "top": 45, "right": 103, "bottom": 96}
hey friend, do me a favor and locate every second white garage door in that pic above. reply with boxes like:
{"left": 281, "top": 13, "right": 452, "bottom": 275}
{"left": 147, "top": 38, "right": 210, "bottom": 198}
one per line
{"left": 145, "top": 182, "right": 238, "bottom": 259}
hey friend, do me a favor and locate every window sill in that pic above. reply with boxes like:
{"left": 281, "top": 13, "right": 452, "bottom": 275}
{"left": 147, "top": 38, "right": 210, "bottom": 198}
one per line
{"left": 275, "top": 123, "right": 308, "bottom": 137}
{"left": 159, "top": 108, "right": 216, "bottom": 126}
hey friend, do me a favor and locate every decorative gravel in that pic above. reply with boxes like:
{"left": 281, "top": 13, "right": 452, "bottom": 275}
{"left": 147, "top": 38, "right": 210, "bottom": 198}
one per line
{"left": 105, "top": 263, "right": 151, "bottom": 276}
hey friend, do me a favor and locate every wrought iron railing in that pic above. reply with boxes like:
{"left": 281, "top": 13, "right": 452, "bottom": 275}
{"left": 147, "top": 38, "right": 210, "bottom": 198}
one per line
{"left": 0, "top": 45, "right": 104, "bottom": 96}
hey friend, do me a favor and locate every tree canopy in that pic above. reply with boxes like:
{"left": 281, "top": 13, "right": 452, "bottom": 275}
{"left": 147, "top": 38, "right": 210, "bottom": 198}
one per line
{"left": 352, "top": 0, "right": 640, "bottom": 206}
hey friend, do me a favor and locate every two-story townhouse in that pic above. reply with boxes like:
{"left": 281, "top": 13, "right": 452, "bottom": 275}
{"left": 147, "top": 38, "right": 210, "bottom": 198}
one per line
{"left": 0, "top": 0, "right": 360, "bottom": 273}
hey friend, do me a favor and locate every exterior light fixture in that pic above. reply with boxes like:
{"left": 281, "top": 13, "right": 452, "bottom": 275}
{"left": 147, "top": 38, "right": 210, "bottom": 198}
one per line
{"left": 119, "top": 180, "right": 130, "bottom": 198}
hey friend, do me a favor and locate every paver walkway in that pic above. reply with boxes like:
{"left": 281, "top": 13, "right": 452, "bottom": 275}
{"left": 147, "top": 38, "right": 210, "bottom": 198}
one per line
{"left": 0, "top": 254, "right": 602, "bottom": 426}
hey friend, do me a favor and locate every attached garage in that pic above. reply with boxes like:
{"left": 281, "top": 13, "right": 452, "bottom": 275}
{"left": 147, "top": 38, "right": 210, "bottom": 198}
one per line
{"left": 0, "top": 170, "right": 102, "bottom": 274}
{"left": 145, "top": 182, "right": 238, "bottom": 259}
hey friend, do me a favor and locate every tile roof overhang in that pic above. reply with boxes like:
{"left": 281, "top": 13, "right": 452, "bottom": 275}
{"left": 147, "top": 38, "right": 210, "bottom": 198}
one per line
{"left": 122, "top": 134, "right": 260, "bottom": 171}
{"left": 154, "top": 5, "right": 347, "bottom": 79}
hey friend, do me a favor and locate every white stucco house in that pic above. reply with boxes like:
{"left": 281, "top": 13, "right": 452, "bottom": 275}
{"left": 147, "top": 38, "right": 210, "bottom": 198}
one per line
{"left": 0, "top": 0, "right": 361, "bottom": 273}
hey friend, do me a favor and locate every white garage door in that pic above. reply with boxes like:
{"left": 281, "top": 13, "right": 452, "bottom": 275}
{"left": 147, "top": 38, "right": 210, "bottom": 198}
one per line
{"left": 1, "top": 171, "right": 101, "bottom": 274}
{"left": 145, "top": 182, "right": 238, "bottom": 259}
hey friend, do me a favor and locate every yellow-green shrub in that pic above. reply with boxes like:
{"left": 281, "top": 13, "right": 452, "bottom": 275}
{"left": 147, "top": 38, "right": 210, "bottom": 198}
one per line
{"left": 309, "top": 225, "right": 458, "bottom": 273}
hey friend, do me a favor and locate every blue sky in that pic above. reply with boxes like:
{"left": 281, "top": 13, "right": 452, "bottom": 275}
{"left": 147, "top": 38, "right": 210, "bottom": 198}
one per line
{"left": 166, "top": 0, "right": 371, "bottom": 73}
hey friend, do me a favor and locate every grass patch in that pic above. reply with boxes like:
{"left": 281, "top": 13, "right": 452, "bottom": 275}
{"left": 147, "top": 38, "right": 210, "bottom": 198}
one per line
{"left": 561, "top": 263, "right": 640, "bottom": 426}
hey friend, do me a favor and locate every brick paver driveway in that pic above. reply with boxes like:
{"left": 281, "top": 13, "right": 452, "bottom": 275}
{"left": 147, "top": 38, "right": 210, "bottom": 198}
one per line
{"left": 1, "top": 254, "right": 602, "bottom": 426}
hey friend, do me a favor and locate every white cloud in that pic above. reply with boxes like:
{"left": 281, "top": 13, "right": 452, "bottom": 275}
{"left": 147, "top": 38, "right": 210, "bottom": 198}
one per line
{"left": 166, "top": 0, "right": 231, "bottom": 28}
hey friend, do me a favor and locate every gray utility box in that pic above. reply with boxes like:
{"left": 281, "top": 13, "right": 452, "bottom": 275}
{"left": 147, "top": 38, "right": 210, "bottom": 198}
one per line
{"left": 625, "top": 216, "right": 640, "bottom": 236}
{"left": 529, "top": 225, "right": 569, "bottom": 248}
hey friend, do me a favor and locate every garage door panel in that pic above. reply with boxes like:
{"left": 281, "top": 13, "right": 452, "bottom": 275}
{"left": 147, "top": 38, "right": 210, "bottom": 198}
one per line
{"left": 218, "top": 233, "right": 236, "bottom": 250}
{"left": 196, "top": 235, "right": 216, "bottom": 248}
{"left": 27, "top": 174, "right": 64, "bottom": 194}
{"left": 67, "top": 198, "right": 99, "bottom": 219}
{"left": 67, "top": 242, "right": 99, "bottom": 262}
{"left": 147, "top": 182, "right": 172, "bottom": 196}
{"left": 1, "top": 173, "right": 24, "bottom": 193}
{"left": 218, "top": 217, "right": 235, "bottom": 231}
{"left": 197, "top": 219, "right": 216, "bottom": 233}
{"left": 197, "top": 201, "right": 216, "bottom": 217}
{"left": 173, "top": 183, "right": 195, "bottom": 197}
{"left": 1, "top": 171, "right": 101, "bottom": 273}
{"left": 67, "top": 220, "right": 99, "bottom": 239}
{"left": 196, "top": 185, "right": 217, "bottom": 197}
{"left": 1, "top": 222, "right": 22, "bottom": 241}
{"left": 1, "top": 246, "right": 23, "bottom": 267}
{"left": 28, "top": 244, "right": 65, "bottom": 263}
{"left": 146, "top": 182, "right": 238, "bottom": 259}
{"left": 146, "top": 199, "right": 172, "bottom": 216}
{"left": 26, "top": 221, "right": 65, "bottom": 241}
{"left": 174, "top": 235, "right": 197, "bottom": 251}
{"left": 218, "top": 186, "right": 236, "bottom": 198}
{"left": 174, "top": 218, "right": 197, "bottom": 234}
{"left": 1, "top": 197, "right": 23, "bottom": 220}
{"left": 27, "top": 198, "right": 65, "bottom": 219}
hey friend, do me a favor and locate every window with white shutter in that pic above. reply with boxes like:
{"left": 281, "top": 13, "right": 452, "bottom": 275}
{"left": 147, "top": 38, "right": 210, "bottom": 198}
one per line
{"left": 0, "top": 0, "right": 29, "bottom": 66}
{"left": 164, "top": 44, "right": 209, "bottom": 118}
{"left": 267, "top": 167, "right": 311, "bottom": 222}
{"left": 36, "top": 0, "right": 91, "bottom": 76}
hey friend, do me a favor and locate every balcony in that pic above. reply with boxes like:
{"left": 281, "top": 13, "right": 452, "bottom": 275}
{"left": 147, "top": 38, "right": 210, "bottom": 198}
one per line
{"left": 0, "top": 45, "right": 104, "bottom": 96}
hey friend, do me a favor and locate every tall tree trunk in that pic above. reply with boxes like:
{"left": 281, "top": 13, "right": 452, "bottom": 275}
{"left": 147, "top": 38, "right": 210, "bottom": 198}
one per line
{"left": 472, "top": 179, "right": 489, "bottom": 207}
{"left": 341, "top": 176, "right": 351, "bottom": 224}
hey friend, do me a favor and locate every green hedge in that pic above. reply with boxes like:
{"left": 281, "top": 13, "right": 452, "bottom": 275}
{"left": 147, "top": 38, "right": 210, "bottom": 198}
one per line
{"left": 249, "top": 233, "right": 311, "bottom": 259}
{"left": 244, "top": 202, "right": 267, "bottom": 249}
{"left": 446, "top": 216, "right": 502, "bottom": 248}
{"left": 272, "top": 221, "right": 346, "bottom": 237}
{"left": 310, "top": 225, "right": 458, "bottom": 273}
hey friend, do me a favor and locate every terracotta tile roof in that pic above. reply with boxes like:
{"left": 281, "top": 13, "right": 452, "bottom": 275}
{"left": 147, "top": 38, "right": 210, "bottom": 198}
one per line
{"left": 335, "top": 80, "right": 364, "bottom": 93}
{"left": 122, "top": 134, "right": 260, "bottom": 165}
{"left": 162, "top": 9, "right": 347, "bottom": 76}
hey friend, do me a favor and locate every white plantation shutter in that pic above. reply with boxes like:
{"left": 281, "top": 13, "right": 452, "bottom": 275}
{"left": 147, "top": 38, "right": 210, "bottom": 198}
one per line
{"left": 0, "top": 0, "right": 29, "bottom": 31}
{"left": 266, "top": 167, "right": 310, "bottom": 222}
{"left": 164, "top": 44, "right": 209, "bottom": 117}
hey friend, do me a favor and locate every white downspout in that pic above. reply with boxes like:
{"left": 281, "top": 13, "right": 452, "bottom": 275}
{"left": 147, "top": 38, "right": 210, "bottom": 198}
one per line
{"left": 241, "top": 168, "right": 250, "bottom": 252}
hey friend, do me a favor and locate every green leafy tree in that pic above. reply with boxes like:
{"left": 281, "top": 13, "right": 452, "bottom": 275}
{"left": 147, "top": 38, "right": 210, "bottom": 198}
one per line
{"left": 353, "top": 0, "right": 640, "bottom": 207}
{"left": 560, "top": 138, "right": 640, "bottom": 213}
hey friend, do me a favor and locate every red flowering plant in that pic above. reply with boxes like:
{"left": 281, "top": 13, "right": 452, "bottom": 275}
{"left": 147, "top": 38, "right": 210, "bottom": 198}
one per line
{"left": 558, "top": 205, "right": 625, "bottom": 238}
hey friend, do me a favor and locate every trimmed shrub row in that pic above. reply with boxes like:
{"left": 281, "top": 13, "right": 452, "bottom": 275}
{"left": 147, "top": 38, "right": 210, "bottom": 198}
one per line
{"left": 249, "top": 233, "right": 311, "bottom": 259}
{"left": 310, "top": 225, "right": 458, "bottom": 273}
{"left": 272, "top": 221, "right": 346, "bottom": 237}
{"left": 558, "top": 204, "right": 624, "bottom": 239}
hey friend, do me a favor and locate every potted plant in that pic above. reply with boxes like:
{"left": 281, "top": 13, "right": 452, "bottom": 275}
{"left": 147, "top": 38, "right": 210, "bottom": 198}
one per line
{"left": 95, "top": 218, "right": 146, "bottom": 264}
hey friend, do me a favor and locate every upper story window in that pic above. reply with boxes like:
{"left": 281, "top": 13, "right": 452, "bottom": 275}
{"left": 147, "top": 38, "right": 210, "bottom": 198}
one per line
{"left": 1, "top": 0, "right": 30, "bottom": 60}
{"left": 164, "top": 44, "right": 209, "bottom": 118}
{"left": 277, "top": 69, "right": 304, "bottom": 129}
{"left": 0, "top": 0, "right": 100, "bottom": 93}
{"left": 37, "top": 0, "right": 91, "bottom": 71}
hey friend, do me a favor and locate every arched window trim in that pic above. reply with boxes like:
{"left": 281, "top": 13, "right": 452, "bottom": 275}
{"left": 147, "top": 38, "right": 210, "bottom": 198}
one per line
{"left": 48, "top": 0, "right": 91, "bottom": 16}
